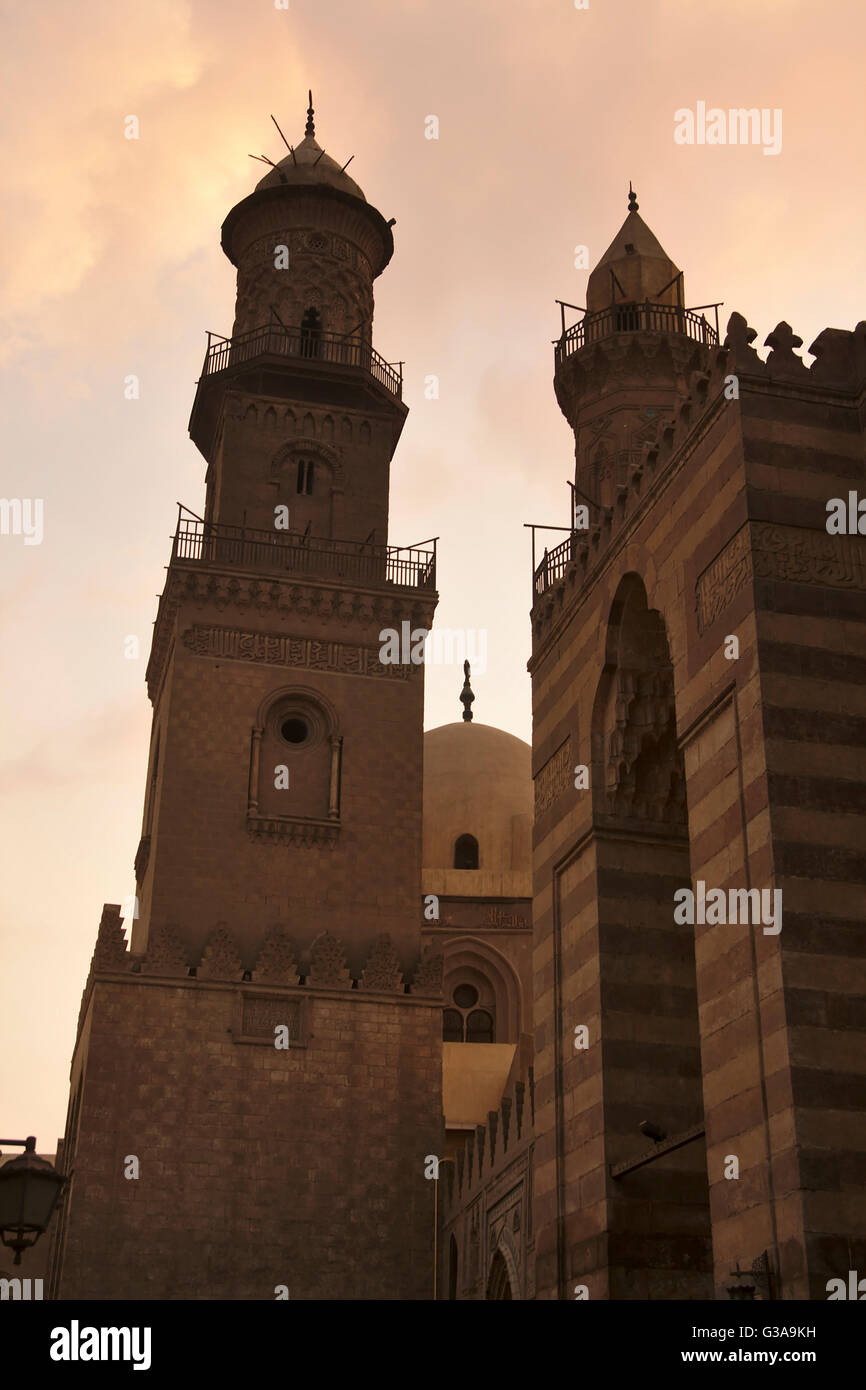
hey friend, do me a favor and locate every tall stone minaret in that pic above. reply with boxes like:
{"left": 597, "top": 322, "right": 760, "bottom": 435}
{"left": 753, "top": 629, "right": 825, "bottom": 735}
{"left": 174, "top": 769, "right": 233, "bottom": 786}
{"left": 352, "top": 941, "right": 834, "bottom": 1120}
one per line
{"left": 134, "top": 95, "right": 435, "bottom": 972}
{"left": 555, "top": 186, "right": 711, "bottom": 515}
{"left": 51, "top": 101, "right": 443, "bottom": 1302}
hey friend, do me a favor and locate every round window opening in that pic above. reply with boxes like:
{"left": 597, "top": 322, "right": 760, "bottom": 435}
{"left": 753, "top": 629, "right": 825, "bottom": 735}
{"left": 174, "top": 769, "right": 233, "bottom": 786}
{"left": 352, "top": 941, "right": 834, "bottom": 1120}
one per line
{"left": 453, "top": 984, "right": 478, "bottom": 1009}
{"left": 281, "top": 717, "right": 309, "bottom": 745}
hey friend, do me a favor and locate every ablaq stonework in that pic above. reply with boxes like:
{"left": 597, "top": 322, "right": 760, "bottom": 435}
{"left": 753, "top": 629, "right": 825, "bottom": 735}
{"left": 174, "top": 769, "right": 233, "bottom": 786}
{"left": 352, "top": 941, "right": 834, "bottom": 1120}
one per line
{"left": 47, "top": 112, "right": 866, "bottom": 1302}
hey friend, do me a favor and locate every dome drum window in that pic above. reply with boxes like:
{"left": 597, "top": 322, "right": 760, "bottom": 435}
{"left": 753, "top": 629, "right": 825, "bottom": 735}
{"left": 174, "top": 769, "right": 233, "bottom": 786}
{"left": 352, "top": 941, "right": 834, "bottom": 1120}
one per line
{"left": 453, "top": 834, "right": 479, "bottom": 870}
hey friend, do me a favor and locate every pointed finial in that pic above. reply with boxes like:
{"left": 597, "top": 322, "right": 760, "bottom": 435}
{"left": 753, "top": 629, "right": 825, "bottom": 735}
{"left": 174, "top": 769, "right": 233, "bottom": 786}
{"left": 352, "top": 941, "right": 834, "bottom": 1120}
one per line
{"left": 628, "top": 181, "right": 638, "bottom": 213}
{"left": 460, "top": 660, "right": 475, "bottom": 723}
{"left": 305, "top": 90, "right": 315, "bottom": 139}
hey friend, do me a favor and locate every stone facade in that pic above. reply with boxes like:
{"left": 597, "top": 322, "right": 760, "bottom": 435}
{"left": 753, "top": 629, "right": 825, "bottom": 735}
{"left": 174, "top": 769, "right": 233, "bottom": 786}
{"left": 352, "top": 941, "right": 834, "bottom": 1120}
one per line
{"left": 531, "top": 261, "right": 866, "bottom": 1300}
{"left": 50, "top": 914, "right": 442, "bottom": 1300}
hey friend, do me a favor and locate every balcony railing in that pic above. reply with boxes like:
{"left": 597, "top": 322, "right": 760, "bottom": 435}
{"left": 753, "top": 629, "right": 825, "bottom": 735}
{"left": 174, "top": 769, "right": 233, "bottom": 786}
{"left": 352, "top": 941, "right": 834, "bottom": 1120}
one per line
{"left": 533, "top": 532, "right": 580, "bottom": 599}
{"left": 200, "top": 324, "right": 403, "bottom": 400}
{"left": 171, "top": 513, "right": 436, "bottom": 590}
{"left": 555, "top": 301, "right": 719, "bottom": 367}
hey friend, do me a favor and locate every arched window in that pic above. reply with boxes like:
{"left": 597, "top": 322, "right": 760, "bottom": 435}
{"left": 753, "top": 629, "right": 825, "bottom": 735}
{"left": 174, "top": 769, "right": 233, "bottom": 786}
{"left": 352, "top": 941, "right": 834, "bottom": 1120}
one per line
{"left": 296, "top": 458, "right": 314, "bottom": 495}
{"left": 442, "top": 1009, "right": 463, "bottom": 1043}
{"left": 442, "top": 983, "right": 495, "bottom": 1043}
{"left": 453, "top": 834, "right": 479, "bottom": 870}
{"left": 300, "top": 307, "right": 322, "bottom": 358}
{"left": 466, "top": 1010, "right": 494, "bottom": 1044}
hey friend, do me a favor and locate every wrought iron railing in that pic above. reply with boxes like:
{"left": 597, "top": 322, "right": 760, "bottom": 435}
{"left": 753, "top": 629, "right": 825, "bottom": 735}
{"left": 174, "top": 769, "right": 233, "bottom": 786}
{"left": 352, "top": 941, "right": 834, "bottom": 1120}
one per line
{"left": 200, "top": 324, "right": 403, "bottom": 399}
{"left": 171, "top": 514, "right": 436, "bottom": 590}
{"left": 555, "top": 302, "right": 718, "bottom": 366}
{"left": 533, "top": 532, "right": 581, "bottom": 599}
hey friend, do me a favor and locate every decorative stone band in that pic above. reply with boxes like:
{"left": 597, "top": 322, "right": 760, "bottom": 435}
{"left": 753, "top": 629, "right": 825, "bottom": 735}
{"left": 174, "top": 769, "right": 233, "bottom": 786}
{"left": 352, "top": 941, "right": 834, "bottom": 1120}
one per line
{"left": 696, "top": 521, "right": 866, "bottom": 634}
{"left": 247, "top": 813, "right": 340, "bottom": 848}
{"left": 80, "top": 909, "right": 443, "bottom": 997}
{"left": 146, "top": 565, "right": 435, "bottom": 702}
{"left": 534, "top": 737, "right": 573, "bottom": 817}
{"left": 182, "top": 623, "right": 415, "bottom": 680}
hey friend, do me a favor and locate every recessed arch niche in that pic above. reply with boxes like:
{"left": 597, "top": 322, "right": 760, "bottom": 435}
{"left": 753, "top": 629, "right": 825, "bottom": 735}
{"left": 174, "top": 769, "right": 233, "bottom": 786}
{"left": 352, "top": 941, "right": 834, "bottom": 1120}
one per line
{"left": 249, "top": 684, "right": 342, "bottom": 826}
{"left": 590, "top": 571, "right": 686, "bottom": 825}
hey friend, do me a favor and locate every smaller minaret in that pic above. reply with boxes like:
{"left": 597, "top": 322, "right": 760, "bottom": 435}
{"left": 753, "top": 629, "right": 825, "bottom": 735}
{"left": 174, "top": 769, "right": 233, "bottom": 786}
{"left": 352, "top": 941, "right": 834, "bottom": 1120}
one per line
{"left": 555, "top": 189, "right": 716, "bottom": 512}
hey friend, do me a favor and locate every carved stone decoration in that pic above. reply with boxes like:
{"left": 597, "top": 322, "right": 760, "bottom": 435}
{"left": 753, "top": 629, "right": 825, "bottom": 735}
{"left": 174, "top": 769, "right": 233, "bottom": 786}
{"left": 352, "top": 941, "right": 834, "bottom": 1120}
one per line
{"left": 308, "top": 931, "right": 352, "bottom": 989}
{"left": 359, "top": 933, "right": 403, "bottom": 992}
{"left": 147, "top": 562, "right": 437, "bottom": 701}
{"left": 697, "top": 522, "right": 866, "bottom": 635}
{"left": 240, "top": 995, "right": 302, "bottom": 1041}
{"left": 141, "top": 923, "right": 188, "bottom": 978}
{"left": 410, "top": 945, "right": 444, "bottom": 996}
{"left": 182, "top": 625, "right": 415, "bottom": 682}
{"left": 808, "top": 327, "right": 859, "bottom": 386}
{"left": 198, "top": 925, "right": 244, "bottom": 981}
{"left": 764, "top": 321, "right": 809, "bottom": 378}
{"left": 534, "top": 737, "right": 573, "bottom": 817}
{"left": 76, "top": 904, "right": 130, "bottom": 1042}
{"left": 695, "top": 524, "right": 752, "bottom": 633}
{"left": 606, "top": 666, "right": 686, "bottom": 823}
{"left": 753, "top": 521, "right": 866, "bottom": 589}
{"left": 247, "top": 815, "right": 340, "bottom": 849}
{"left": 723, "top": 312, "right": 764, "bottom": 371}
{"left": 252, "top": 926, "right": 299, "bottom": 986}
{"left": 91, "top": 903, "right": 129, "bottom": 972}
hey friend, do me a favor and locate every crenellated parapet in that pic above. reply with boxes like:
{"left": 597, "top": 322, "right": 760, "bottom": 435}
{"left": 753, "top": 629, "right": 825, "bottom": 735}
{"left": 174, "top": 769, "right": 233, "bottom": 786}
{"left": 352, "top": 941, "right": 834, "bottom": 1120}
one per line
{"left": 74, "top": 907, "right": 443, "bottom": 1049}
{"left": 442, "top": 1034, "right": 535, "bottom": 1215}
{"left": 532, "top": 314, "right": 866, "bottom": 643}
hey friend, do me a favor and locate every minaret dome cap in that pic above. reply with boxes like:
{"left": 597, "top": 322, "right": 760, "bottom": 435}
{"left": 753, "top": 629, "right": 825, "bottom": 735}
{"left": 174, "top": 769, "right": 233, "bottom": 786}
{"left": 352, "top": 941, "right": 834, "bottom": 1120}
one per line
{"left": 254, "top": 93, "right": 366, "bottom": 201}
{"left": 585, "top": 194, "right": 682, "bottom": 314}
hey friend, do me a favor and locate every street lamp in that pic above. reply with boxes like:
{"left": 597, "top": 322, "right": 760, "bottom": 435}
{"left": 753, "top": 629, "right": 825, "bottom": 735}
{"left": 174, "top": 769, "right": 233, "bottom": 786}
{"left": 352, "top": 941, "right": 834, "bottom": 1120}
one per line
{"left": 0, "top": 1136, "right": 67, "bottom": 1265}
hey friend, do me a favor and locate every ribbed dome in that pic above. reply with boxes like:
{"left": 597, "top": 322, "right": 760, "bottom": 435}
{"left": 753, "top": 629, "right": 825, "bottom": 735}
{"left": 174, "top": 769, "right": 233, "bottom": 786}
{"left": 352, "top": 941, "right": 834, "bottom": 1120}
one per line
{"left": 422, "top": 722, "right": 532, "bottom": 875}
{"left": 255, "top": 134, "right": 366, "bottom": 201}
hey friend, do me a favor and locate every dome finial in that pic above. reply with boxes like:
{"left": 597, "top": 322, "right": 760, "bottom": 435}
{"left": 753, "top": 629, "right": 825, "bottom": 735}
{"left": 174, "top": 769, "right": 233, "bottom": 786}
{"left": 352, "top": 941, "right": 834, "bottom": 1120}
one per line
{"left": 460, "top": 660, "right": 475, "bottom": 723}
{"left": 305, "top": 90, "right": 315, "bottom": 139}
{"left": 628, "top": 181, "right": 638, "bottom": 213}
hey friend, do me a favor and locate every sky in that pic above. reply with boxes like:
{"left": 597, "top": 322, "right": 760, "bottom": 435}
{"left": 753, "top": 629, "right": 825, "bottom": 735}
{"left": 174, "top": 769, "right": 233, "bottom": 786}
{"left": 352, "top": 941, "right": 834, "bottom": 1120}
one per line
{"left": 1, "top": 0, "right": 864, "bottom": 1146}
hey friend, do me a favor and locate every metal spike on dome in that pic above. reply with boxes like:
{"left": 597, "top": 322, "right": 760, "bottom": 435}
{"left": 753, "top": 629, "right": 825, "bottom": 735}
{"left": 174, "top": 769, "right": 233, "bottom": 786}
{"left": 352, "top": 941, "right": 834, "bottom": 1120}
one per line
{"left": 460, "top": 660, "right": 475, "bottom": 723}
{"left": 628, "top": 181, "right": 639, "bottom": 213}
{"left": 305, "top": 90, "right": 315, "bottom": 139}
